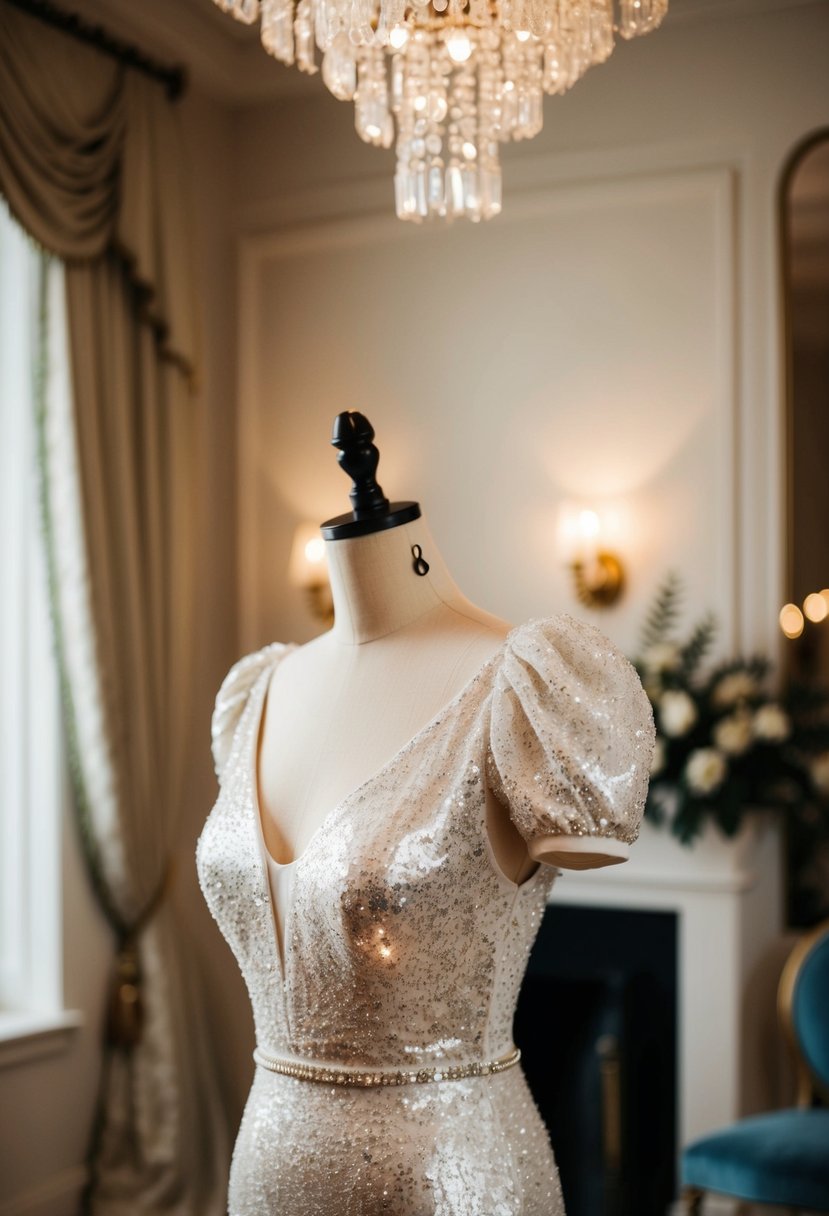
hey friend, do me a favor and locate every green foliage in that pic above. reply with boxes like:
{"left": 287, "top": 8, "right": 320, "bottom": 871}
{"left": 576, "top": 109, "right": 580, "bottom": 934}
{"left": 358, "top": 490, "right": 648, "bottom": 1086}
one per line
{"left": 635, "top": 576, "right": 829, "bottom": 848}
{"left": 679, "top": 614, "right": 716, "bottom": 680}
{"left": 638, "top": 571, "right": 682, "bottom": 653}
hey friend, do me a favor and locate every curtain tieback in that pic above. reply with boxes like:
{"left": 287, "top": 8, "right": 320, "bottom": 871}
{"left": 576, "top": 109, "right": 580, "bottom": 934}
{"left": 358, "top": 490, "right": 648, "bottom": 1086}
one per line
{"left": 105, "top": 861, "right": 175, "bottom": 1049}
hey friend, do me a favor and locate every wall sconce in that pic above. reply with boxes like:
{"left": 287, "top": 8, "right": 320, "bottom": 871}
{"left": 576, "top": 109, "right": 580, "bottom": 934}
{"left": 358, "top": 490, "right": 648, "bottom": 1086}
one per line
{"left": 557, "top": 503, "right": 626, "bottom": 609}
{"left": 289, "top": 522, "right": 334, "bottom": 626}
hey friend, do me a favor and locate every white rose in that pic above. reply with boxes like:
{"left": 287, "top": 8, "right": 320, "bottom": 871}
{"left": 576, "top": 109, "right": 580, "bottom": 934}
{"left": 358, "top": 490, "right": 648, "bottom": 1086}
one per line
{"left": 686, "top": 747, "right": 727, "bottom": 795}
{"left": 753, "top": 704, "right": 790, "bottom": 743}
{"left": 712, "top": 671, "right": 758, "bottom": 708}
{"left": 811, "top": 753, "right": 829, "bottom": 797}
{"left": 643, "top": 642, "right": 681, "bottom": 674}
{"left": 713, "top": 712, "right": 753, "bottom": 756}
{"left": 660, "top": 690, "right": 698, "bottom": 738}
{"left": 650, "top": 736, "right": 667, "bottom": 777}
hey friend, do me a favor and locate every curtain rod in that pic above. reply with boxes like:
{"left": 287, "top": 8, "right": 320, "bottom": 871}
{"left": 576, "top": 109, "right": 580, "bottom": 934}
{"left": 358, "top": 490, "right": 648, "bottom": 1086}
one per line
{"left": 4, "top": 0, "right": 187, "bottom": 100}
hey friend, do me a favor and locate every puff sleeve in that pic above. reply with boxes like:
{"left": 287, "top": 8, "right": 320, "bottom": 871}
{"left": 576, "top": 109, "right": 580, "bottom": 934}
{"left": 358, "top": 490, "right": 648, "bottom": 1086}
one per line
{"left": 211, "top": 643, "right": 283, "bottom": 783}
{"left": 486, "top": 615, "right": 655, "bottom": 866}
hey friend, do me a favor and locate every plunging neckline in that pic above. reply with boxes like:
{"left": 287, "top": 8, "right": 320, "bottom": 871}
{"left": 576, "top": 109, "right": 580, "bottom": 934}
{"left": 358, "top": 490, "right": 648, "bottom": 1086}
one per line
{"left": 248, "top": 635, "right": 509, "bottom": 989}
{"left": 249, "top": 635, "right": 508, "bottom": 874}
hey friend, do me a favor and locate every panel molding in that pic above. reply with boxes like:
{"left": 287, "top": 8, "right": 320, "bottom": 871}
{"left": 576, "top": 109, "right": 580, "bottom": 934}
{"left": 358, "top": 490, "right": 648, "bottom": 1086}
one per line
{"left": 237, "top": 158, "right": 740, "bottom": 655}
{"left": 234, "top": 135, "right": 747, "bottom": 232}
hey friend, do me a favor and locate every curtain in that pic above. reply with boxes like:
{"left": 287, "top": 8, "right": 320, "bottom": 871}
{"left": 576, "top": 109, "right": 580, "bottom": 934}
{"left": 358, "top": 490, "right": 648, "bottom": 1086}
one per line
{"left": 0, "top": 5, "right": 229, "bottom": 1212}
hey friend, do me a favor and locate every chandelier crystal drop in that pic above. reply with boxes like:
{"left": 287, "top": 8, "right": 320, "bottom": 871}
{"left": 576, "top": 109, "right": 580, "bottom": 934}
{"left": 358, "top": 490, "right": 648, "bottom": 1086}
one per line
{"left": 213, "top": 0, "right": 668, "bottom": 223}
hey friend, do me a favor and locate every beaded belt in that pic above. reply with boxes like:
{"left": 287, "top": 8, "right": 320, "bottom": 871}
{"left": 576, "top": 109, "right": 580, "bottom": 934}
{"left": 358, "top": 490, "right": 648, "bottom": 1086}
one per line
{"left": 253, "top": 1045, "right": 521, "bottom": 1087}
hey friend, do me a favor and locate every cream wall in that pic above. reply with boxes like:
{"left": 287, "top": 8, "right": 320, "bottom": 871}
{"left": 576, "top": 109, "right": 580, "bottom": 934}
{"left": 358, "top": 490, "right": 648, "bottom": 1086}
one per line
{"left": 237, "top": 167, "right": 736, "bottom": 656}
{"left": 231, "top": 1, "right": 829, "bottom": 670}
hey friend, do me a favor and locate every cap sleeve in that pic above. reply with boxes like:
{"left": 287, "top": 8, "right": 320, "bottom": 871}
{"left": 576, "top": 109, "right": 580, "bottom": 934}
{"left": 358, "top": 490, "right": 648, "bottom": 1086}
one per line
{"left": 486, "top": 615, "right": 655, "bottom": 862}
{"left": 211, "top": 643, "right": 284, "bottom": 783}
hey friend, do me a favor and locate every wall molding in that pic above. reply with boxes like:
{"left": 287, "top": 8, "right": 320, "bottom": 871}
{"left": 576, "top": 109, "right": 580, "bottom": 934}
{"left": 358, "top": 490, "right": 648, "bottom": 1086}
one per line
{"left": 234, "top": 134, "right": 748, "bottom": 232}
{"left": 559, "top": 867, "right": 760, "bottom": 897}
{"left": 0, "top": 1009, "right": 83, "bottom": 1072}
{"left": 237, "top": 156, "right": 740, "bottom": 654}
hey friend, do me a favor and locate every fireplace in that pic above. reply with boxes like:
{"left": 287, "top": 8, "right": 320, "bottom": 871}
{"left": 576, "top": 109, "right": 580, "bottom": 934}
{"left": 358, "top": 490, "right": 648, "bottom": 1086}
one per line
{"left": 519, "top": 814, "right": 786, "bottom": 1216}
{"left": 516, "top": 904, "right": 678, "bottom": 1216}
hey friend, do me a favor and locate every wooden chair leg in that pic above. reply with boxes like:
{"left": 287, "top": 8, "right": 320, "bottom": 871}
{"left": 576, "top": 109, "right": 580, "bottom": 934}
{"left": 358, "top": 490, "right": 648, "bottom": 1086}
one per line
{"left": 681, "top": 1186, "right": 705, "bottom": 1214}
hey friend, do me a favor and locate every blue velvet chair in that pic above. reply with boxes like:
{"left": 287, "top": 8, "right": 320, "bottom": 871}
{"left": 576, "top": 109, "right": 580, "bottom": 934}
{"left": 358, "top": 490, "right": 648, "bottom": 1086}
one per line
{"left": 681, "top": 917, "right": 829, "bottom": 1214}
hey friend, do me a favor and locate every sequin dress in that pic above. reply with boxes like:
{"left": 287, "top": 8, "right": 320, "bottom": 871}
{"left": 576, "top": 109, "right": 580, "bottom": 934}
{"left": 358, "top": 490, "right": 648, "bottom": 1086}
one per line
{"left": 196, "top": 615, "right": 655, "bottom": 1216}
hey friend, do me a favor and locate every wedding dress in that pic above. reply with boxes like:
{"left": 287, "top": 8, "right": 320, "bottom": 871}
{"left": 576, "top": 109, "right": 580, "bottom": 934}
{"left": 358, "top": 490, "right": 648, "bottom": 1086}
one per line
{"left": 196, "top": 614, "right": 654, "bottom": 1216}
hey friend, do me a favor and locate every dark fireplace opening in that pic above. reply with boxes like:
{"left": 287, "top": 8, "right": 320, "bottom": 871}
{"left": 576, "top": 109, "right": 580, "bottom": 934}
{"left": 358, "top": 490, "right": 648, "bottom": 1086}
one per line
{"left": 515, "top": 903, "right": 678, "bottom": 1216}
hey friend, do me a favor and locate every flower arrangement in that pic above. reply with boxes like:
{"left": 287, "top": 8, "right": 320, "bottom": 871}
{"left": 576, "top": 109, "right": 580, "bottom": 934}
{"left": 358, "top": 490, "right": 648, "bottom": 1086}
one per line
{"left": 634, "top": 575, "right": 829, "bottom": 852}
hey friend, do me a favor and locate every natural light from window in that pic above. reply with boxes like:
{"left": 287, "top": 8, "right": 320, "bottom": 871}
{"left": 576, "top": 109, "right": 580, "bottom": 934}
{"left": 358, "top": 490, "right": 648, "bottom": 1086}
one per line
{"left": 0, "top": 206, "right": 66, "bottom": 1029}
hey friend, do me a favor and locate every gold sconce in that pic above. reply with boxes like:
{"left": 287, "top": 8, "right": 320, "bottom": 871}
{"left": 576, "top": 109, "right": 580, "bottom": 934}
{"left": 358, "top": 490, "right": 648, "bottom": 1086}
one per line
{"left": 289, "top": 522, "right": 334, "bottom": 626}
{"left": 557, "top": 503, "right": 626, "bottom": 610}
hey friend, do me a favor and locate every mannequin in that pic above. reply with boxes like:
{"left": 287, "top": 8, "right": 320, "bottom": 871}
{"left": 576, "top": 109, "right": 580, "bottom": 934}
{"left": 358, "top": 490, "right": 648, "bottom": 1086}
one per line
{"left": 256, "top": 412, "right": 629, "bottom": 927}
{"left": 198, "top": 412, "right": 652, "bottom": 1216}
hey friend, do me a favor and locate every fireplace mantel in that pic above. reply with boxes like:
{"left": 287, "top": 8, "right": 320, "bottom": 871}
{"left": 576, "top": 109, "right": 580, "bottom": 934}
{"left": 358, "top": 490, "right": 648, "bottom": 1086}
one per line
{"left": 550, "top": 812, "right": 784, "bottom": 1187}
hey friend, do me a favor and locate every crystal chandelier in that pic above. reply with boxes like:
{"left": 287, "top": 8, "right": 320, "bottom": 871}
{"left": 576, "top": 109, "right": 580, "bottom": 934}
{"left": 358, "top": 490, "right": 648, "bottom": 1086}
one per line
{"left": 213, "top": 0, "right": 667, "bottom": 223}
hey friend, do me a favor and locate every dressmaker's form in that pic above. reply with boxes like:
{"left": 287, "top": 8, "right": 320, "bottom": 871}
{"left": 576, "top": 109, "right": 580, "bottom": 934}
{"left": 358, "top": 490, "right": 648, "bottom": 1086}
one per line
{"left": 196, "top": 413, "right": 655, "bottom": 1215}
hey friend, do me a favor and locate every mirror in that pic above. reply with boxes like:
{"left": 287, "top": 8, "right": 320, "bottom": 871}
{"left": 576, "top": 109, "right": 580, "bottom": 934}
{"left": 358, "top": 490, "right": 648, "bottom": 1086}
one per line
{"left": 781, "top": 129, "right": 829, "bottom": 684}
{"left": 780, "top": 130, "right": 829, "bottom": 927}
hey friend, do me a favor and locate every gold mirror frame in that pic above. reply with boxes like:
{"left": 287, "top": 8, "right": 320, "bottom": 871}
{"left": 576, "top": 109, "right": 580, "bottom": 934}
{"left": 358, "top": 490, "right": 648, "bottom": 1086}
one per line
{"left": 778, "top": 126, "right": 829, "bottom": 681}
{"left": 777, "top": 131, "right": 829, "bottom": 930}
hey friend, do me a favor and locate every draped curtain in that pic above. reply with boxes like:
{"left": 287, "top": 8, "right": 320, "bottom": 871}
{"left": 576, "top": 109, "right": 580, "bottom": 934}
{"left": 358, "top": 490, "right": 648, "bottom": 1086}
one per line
{"left": 0, "top": 4, "right": 229, "bottom": 1211}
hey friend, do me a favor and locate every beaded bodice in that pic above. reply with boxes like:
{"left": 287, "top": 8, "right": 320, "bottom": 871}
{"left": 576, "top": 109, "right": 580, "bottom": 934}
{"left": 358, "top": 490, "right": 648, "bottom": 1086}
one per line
{"left": 196, "top": 614, "right": 654, "bottom": 1075}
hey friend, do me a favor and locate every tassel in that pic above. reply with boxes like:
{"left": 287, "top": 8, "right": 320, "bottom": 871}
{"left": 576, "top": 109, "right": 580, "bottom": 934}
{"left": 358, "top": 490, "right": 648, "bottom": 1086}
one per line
{"left": 105, "top": 936, "right": 143, "bottom": 1049}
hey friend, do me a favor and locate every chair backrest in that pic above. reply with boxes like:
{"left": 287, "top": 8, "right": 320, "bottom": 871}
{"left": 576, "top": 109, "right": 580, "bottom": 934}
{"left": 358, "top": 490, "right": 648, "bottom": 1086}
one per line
{"left": 778, "top": 918, "right": 829, "bottom": 1106}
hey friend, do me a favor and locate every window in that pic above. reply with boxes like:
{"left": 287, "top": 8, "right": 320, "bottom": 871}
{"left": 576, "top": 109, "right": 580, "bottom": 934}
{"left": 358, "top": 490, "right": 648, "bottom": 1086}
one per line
{"left": 0, "top": 205, "right": 76, "bottom": 1051}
